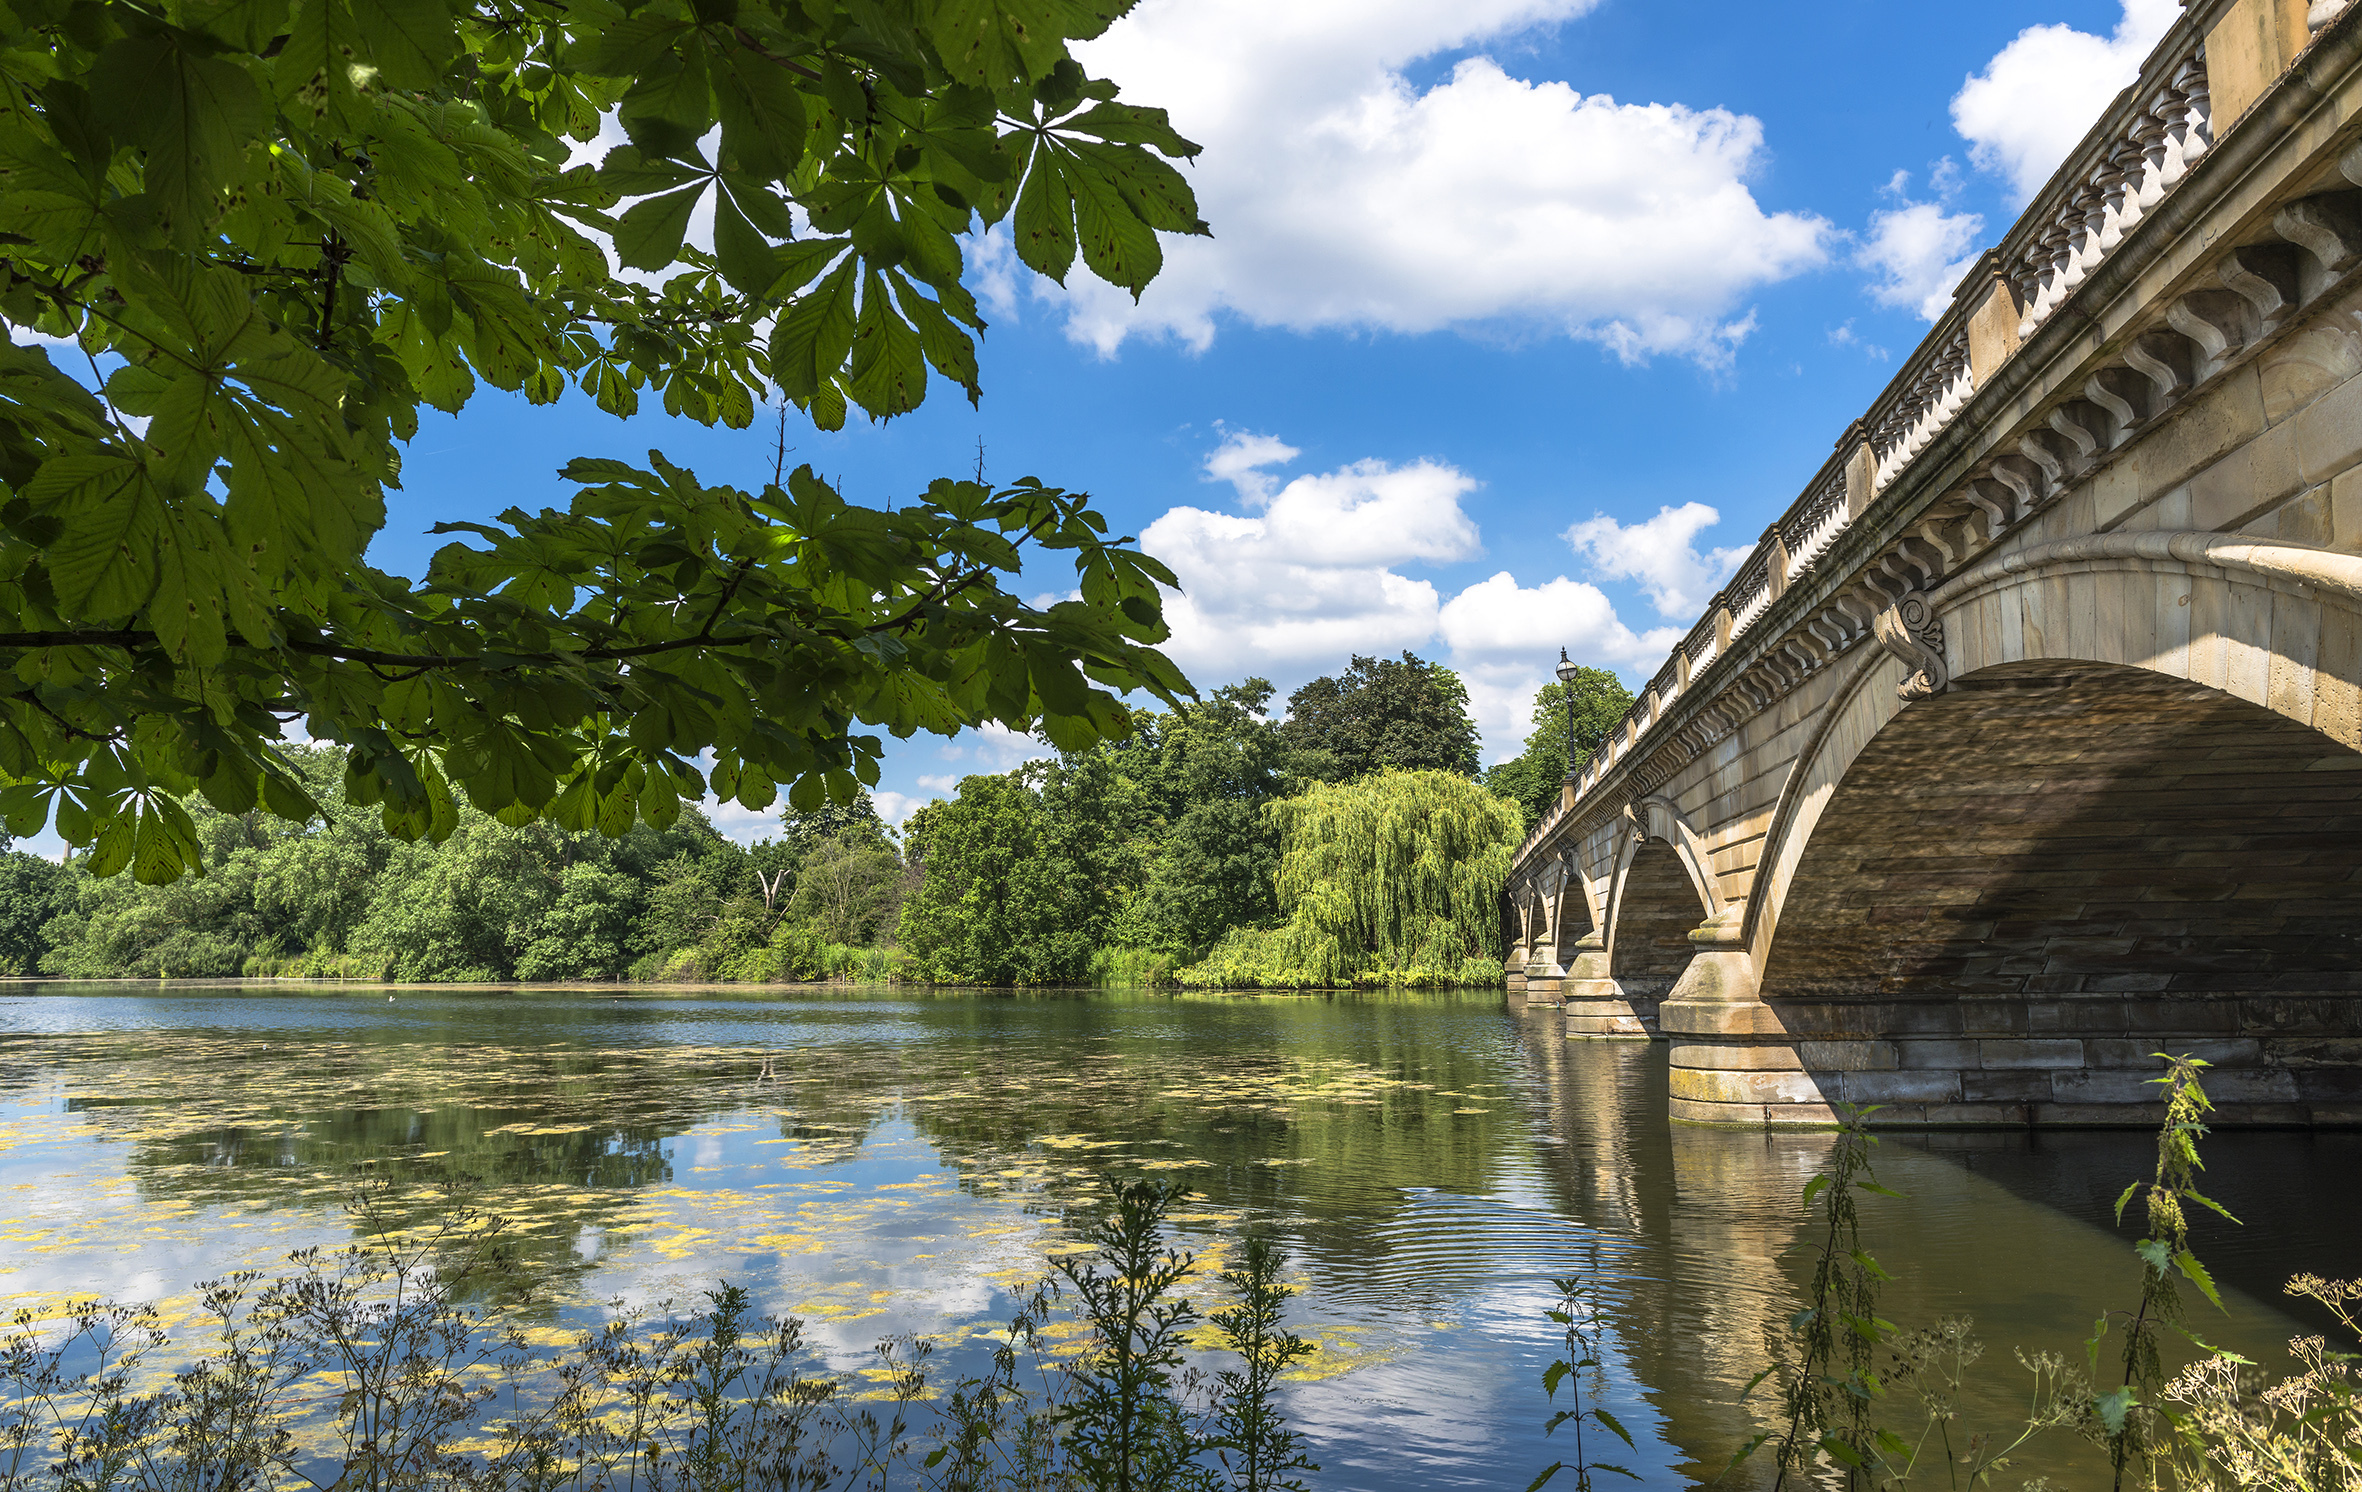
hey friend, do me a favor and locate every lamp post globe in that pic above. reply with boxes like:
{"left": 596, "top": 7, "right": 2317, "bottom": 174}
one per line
{"left": 1556, "top": 649, "right": 1580, "bottom": 779}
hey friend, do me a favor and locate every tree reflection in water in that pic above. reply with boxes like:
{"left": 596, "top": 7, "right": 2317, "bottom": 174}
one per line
{"left": 0, "top": 983, "right": 2346, "bottom": 1490}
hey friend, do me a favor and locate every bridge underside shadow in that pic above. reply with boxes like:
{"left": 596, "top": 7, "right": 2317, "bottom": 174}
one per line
{"left": 1582, "top": 841, "right": 1696, "bottom": 1038}
{"left": 1701, "top": 661, "right": 2362, "bottom": 1126}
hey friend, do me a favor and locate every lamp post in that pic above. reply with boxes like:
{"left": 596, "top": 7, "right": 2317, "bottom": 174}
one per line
{"left": 1556, "top": 649, "right": 1580, "bottom": 779}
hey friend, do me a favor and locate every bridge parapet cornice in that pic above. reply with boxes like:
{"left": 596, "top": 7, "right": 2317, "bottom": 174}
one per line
{"left": 1512, "top": 0, "right": 2362, "bottom": 879}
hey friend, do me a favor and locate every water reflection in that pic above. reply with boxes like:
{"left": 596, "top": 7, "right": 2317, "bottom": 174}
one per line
{"left": 0, "top": 983, "right": 2348, "bottom": 1489}
{"left": 1505, "top": 998, "right": 2362, "bottom": 1487}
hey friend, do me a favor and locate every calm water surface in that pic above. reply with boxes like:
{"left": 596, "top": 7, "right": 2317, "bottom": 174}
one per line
{"left": 1, "top": 982, "right": 2355, "bottom": 1489}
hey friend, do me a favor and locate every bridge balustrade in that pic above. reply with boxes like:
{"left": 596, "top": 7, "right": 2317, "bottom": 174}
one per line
{"left": 1508, "top": 0, "right": 2362, "bottom": 1128}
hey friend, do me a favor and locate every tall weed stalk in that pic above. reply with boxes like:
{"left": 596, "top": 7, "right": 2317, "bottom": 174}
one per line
{"left": 1205, "top": 1237, "right": 1318, "bottom": 1492}
{"left": 1683, "top": 1054, "right": 2359, "bottom": 1492}
{"left": 2074, "top": 1053, "right": 2237, "bottom": 1490}
{"left": 1729, "top": 1102, "right": 1901, "bottom": 1490}
{"left": 1052, "top": 1180, "right": 1214, "bottom": 1492}
{"left": 1529, "top": 1252, "right": 1636, "bottom": 1491}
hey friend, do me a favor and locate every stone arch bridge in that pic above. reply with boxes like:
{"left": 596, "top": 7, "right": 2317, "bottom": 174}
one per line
{"left": 1506, "top": 0, "right": 2362, "bottom": 1127}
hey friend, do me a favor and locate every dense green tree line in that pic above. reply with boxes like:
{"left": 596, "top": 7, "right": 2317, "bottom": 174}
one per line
{"left": 0, "top": 742, "right": 904, "bottom": 982}
{"left": 0, "top": 651, "right": 1627, "bottom": 986}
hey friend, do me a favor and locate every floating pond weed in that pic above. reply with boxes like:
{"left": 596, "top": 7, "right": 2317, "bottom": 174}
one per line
{"left": 0, "top": 1176, "right": 1327, "bottom": 1491}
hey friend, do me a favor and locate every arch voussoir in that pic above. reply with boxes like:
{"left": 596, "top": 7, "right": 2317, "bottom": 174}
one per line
{"left": 1670, "top": 537, "right": 2362, "bottom": 1129}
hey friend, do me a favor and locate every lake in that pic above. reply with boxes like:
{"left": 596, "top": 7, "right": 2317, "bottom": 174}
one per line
{"left": 1, "top": 982, "right": 2354, "bottom": 1488}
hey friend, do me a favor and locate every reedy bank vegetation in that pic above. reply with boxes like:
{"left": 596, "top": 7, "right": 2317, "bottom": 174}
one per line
{"left": 0, "top": 1181, "right": 1317, "bottom": 1492}
{"left": 7, "top": 653, "right": 1594, "bottom": 990}
{"left": 1528, "top": 1056, "right": 2361, "bottom": 1492}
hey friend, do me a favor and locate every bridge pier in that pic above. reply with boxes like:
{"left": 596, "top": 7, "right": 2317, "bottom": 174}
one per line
{"left": 1523, "top": 947, "right": 1568, "bottom": 998}
{"left": 1559, "top": 932, "right": 1654, "bottom": 1039}
{"left": 1502, "top": 0, "right": 2362, "bottom": 1128}
{"left": 1658, "top": 905, "right": 1828, "bottom": 1124}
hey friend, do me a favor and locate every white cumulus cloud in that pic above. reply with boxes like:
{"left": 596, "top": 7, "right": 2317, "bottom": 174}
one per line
{"left": 1060, "top": 0, "right": 1829, "bottom": 366}
{"left": 1859, "top": 183, "right": 1985, "bottom": 322}
{"left": 1136, "top": 431, "right": 1738, "bottom": 759}
{"left": 1143, "top": 432, "right": 1480, "bottom": 676}
{"left": 1562, "top": 502, "right": 1749, "bottom": 619}
{"left": 1439, "top": 572, "right": 1686, "bottom": 756}
{"left": 1951, "top": 0, "right": 2180, "bottom": 201}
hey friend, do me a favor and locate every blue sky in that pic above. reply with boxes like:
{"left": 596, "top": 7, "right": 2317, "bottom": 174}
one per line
{"left": 372, "top": 0, "right": 2166, "bottom": 837}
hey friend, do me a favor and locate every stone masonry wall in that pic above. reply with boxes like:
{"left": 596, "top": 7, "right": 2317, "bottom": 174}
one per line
{"left": 1752, "top": 661, "right": 2362, "bottom": 1124}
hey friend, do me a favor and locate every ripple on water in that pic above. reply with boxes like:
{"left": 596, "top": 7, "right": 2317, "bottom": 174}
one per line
{"left": 0, "top": 981, "right": 2351, "bottom": 1492}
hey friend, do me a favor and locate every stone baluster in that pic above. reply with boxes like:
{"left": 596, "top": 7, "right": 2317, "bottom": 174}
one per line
{"left": 2179, "top": 57, "right": 2211, "bottom": 168}
{"left": 2021, "top": 216, "right": 2076, "bottom": 334}
{"left": 2133, "top": 85, "right": 2177, "bottom": 210}
{"left": 2009, "top": 242, "right": 2050, "bottom": 340}
{"left": 2094, "top": 136, "right": 2144, "bottom": 252}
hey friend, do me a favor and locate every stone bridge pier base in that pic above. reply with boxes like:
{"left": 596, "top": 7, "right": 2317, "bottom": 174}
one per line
{"left": 1559, "top": 932, "right": 1653, "bottom": 1039}
{"left": 1658, "top": 905, "right": 1829, "bottom": 1125}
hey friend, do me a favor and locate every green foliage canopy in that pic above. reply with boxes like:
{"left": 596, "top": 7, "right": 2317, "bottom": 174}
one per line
{"left": 783, "top": 827, "right": 898, "bottom": 943}
{"left": 0, "top": 0, "right": 1206, "bottom": 885}
{"left": 895, "top": 680, "right": 1296, "bottom": 982}
{"left": 0, "top": 833, "right": 64, "bottom": 972}
{"left": 1278, "top": 652, "right": 1481, "bottom": 782}
{"left": 1182, "top": 768, "right": 1519, "bottom": 988}
{"left": 1481, "top": 666, "right": 1633, "bottom": 832}
{"left": 31, "top": 742, "right": 742, "bottom": 978}
{"left": 896, "top": 766, "right": 1094, "bottom": 984}
{"left": 1101, "top": 679, "right": 1284, "bottom": 961}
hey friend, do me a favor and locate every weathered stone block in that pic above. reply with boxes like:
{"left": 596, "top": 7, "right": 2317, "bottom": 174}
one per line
{"left": 2090, "top": 1037, "right": 2262, "bottom": 1068}
{"left": 1667, "top": 1041, "right": 1806, "bottom": 1071}
{"left": 1798, "top": 1040, "right": 1900, "bottom": 1072}
{"left": 1660, "top": 999, "right": 1792, "bottom": 1037}
{"left": 1921, "top": 1103, "right": 2033, "bottom": 1127}
{"left": 2204, "top": 0, "right": 2313, "bottom": 135}
{"left": 2242, "top": 998, "right": 2357, "bottom": 1035}
{"left": 1978, "top": 1038, "right": 2088, "bottom": 1069}
{"left": 1668, "top": 1094, "right": 1843, "bottom": 1128}
{"left": 1668, "top": 1065, "right": 1828, "bottom": 1106}
{"left": 1842, "top": 1070, "right": 1966, "bottom": 1104}
{"left": 1963, "top": 1071, "right": 2054, "bottom": 1103}
{"left": 1895, "top": 1039, "right": 1981, "bottom": 1070}
{"left": 2201, "top": 1071, "right": 2295, "bottom": 1109}
{"left": 2028, "top": 1000, "right": 2131, "bottom": 1033}
{"left": 1960, "top": 1001, "right": 2030, "bottom": 1035}
{"left": 2210, "top": 1103, "right": 2314, "bottom": 1126}
{"left": 2246, "top": 484, "right": 2334, "bottom": 546}
{"left": 2333, "top": 465, "right": 2362, "bottom": 553}
{"left": 2269, "top": 1036, "right": 2362, "bottom": 1066}
{"left": 2052, "top": 1069, "right": 2173, "bottom": 1105}
{"left": 2139, "top": 370, "right": 2270, "bottom": 499}
{"left": 2296, "top": 365, "right": 2362, "bottom": 487}
{"left": 1871, "top": 1003, "right": 1968, "bottom": 1036}
{"left": 2192, "top": 423, "right": 2304, "bottom": 531}
{"left": 2125, "top": 999, "right": 2243, "bottom": 1034}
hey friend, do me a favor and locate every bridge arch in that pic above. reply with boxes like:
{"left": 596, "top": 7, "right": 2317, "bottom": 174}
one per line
{"left": 1711, "top": 537, "right": 2362, "bottom": 1125}
{"left": 1596, "top": 799, "right": 1718, "bottom": 1031}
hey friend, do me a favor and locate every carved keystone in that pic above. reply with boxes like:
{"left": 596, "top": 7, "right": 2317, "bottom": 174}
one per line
{"left": 1872, "top": 591, "right": 1949, "bottom": 702}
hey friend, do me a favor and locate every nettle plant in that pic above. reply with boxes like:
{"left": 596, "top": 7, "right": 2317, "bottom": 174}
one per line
{"left": 0, "top": 0, "right": 1207, "bottom": 880}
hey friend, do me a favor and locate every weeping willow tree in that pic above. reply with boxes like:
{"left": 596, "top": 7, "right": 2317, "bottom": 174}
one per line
{"left": 1180, "top": 770, "right": 1521, "bottom": 988}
